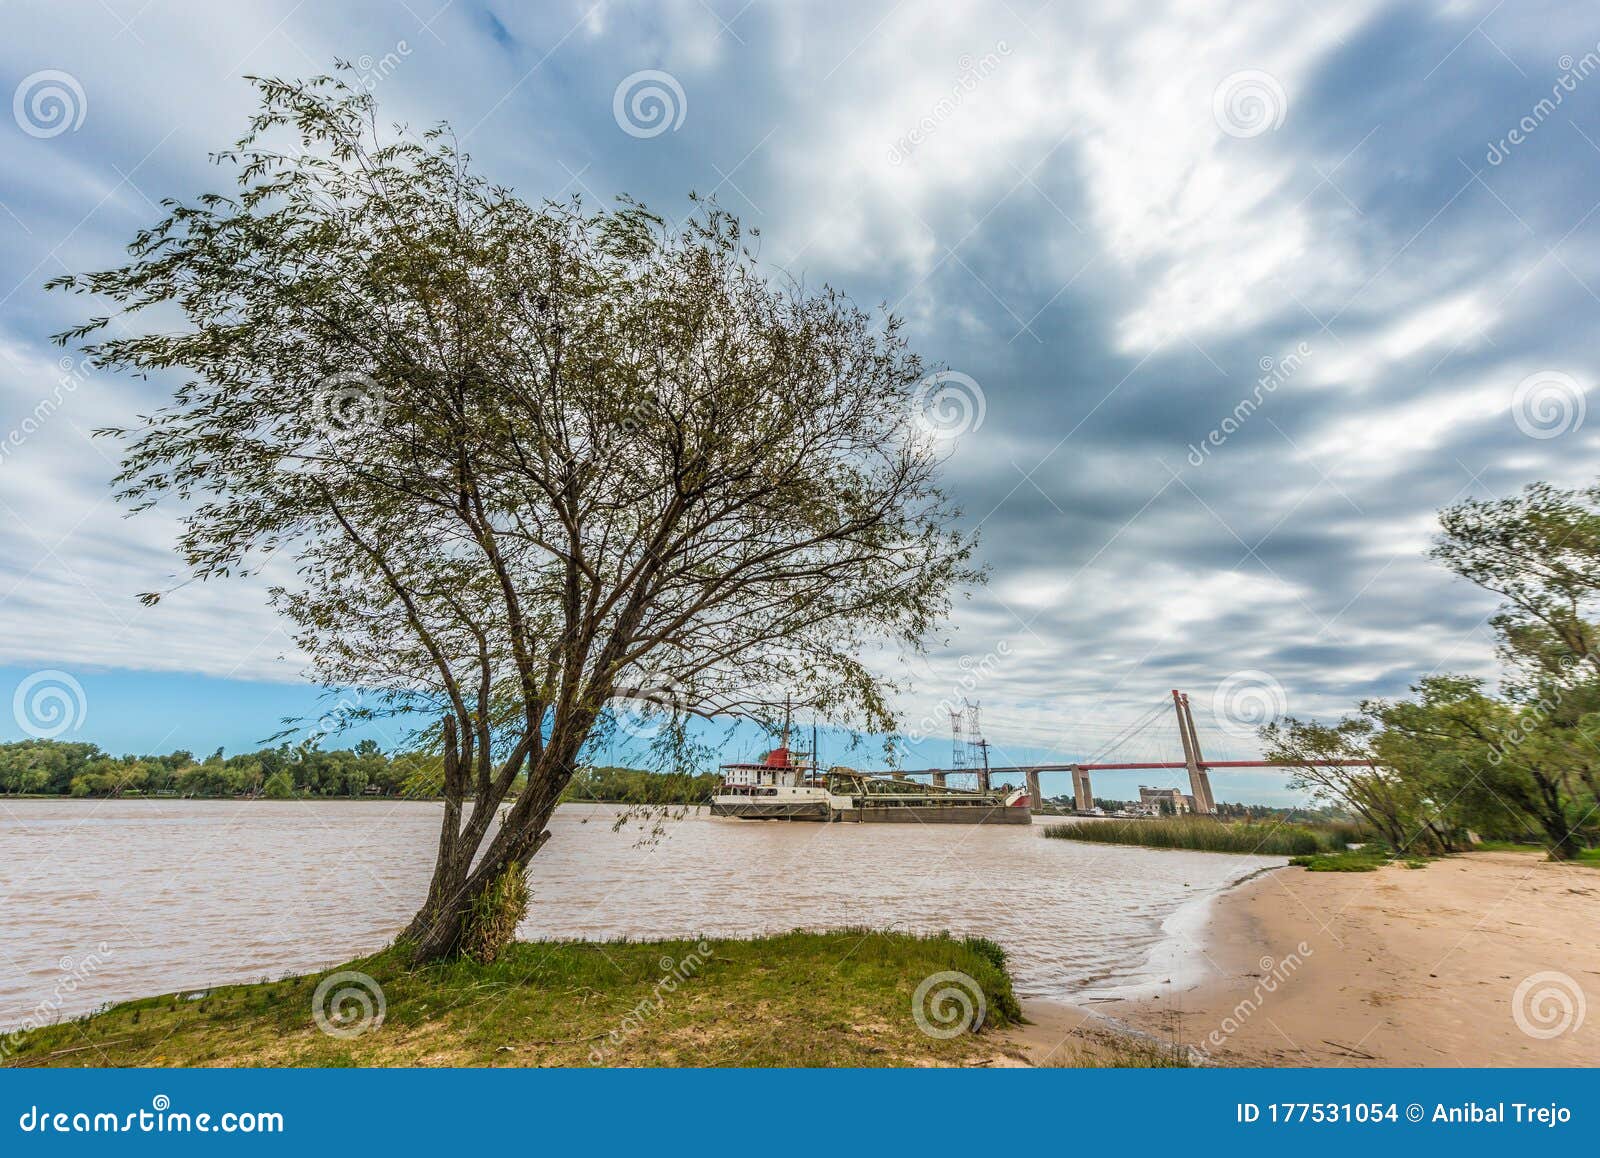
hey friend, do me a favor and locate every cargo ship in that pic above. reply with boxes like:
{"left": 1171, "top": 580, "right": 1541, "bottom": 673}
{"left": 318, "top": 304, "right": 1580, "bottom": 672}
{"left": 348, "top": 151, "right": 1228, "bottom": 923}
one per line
{"left": 708, "top": 721, "right": 1031, "bottom": 824}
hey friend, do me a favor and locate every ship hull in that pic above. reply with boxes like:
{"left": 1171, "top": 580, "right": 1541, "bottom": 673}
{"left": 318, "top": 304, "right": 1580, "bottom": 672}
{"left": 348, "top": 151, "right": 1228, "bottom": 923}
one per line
{"left": 834, "top": 804, "right": 1031, "bottom": 824}
{"left": 710, "top": 798, "right": 1031, "bottom": 824}
{"left": 708, "top": 799, "right": 832, "bottom": 821}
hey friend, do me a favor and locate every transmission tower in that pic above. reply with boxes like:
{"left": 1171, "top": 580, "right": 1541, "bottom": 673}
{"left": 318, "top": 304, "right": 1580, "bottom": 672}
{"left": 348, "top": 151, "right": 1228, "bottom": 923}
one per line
{"left": 949, "top": 703, "right": 969, "bottom": 773}
{"left": 949, "top": 699, "right": 985, "bottom": 789}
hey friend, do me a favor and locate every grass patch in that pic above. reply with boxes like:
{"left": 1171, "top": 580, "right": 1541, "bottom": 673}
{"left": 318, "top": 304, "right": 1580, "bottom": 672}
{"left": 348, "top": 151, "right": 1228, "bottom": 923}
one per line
{"left": 1042, "top": 816, "right": 1352, "bottom": 857}
{"left": 1471, "top": 840, "right": 1546, "bottom": 853}
{"left": 7, "top": 930, "right": 1032, "bottom": 1069}
{"left": 1472, "top": 841, "right": 1600, "bottom": 866}
{"left": 1287, "top": 845, "right": 1393, "bottom": 872}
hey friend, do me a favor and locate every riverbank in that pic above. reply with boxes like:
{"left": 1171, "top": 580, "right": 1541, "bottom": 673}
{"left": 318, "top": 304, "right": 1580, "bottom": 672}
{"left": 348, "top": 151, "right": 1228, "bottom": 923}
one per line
{"left": 1008, "top": 851, "right": 1598, "bottom": 1066}
{"left": 6, "top": 930, "right": 1031, "bottom": 1068}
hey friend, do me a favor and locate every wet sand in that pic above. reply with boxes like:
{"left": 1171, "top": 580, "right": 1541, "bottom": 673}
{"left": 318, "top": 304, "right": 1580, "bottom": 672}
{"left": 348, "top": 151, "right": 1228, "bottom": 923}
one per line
{"left": 1006, "top": 851, "right": 1599, "bottom": 1067}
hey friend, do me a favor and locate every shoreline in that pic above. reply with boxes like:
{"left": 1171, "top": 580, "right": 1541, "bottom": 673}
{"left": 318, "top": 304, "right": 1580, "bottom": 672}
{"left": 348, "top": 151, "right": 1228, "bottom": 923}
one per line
{"left": 1070, "top": 861, "right": 1286, "bottom": 1004}
{"left": 1006, "top": 850, "right": 1599, "bottom": 1067}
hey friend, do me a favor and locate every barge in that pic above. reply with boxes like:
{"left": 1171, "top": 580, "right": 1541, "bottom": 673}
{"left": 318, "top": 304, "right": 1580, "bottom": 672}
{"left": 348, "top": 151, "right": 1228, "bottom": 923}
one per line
{"left": 709, "top": 734, "right": 1031, "bottom": 825}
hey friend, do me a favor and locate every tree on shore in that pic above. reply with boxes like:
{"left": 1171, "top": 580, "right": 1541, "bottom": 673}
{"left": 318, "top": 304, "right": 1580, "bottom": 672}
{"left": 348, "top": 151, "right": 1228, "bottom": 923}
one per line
{"left": 52, "top": 73, "right": 976, "bottom": 961}
{"left": 1259, "top": 715, "right": 1426, "bottom": 852}
{"left": 1433, "top": 482, "right": 1600, "bottom": 682}
{"left": 1263, "top": 481, "right": 1600, "bottom": 861}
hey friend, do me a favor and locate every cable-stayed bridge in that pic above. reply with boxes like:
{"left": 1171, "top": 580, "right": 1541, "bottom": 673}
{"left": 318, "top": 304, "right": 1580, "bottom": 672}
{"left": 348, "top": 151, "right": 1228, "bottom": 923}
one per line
{"left": 878, "top": 689, "right": 1372, "bottom": 814}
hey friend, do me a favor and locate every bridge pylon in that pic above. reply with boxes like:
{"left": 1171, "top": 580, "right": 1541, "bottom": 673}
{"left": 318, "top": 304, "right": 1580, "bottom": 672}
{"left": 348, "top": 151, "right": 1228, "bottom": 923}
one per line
{"left": 1072, "top": 765, "right": 1093, "bottom": 811}
{"left": 1173, "top": 689, "right": 1217, "bottom": 814}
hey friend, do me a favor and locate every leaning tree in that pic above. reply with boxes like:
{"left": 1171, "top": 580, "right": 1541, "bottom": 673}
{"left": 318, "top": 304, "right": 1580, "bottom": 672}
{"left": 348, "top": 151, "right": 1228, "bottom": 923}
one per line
{"left": 1433, "top": 481, "right": 1600, "bottom": 682}
{"left": 52, "top": 73, "right": 977, "bottom": 962}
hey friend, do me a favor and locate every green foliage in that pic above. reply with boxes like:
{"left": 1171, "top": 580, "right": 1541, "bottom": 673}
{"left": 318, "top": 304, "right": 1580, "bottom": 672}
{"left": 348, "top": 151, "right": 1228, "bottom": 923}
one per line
{"left": 1287, "top": 846, "right": 1390, "bottom": 872}
{"left": 1264, "top": 679, "right": 1598, "bottom": 860}
{"left": 1, "top": 737, "right": 406, "bottom": 798}
{"left": 459, "top": 861, "right": 529, "bottom": 965}
{"left": 560, "top": 765, "right": 721, "bottom": 805}
{"left": 956, "top": 934, "right": 1021, "bottom": 1024}
{"left": 0, "top": 739, "right": 709, "bottom": 807}
{"left": 1254, "top": 480, "right": 1600, "bottom": 863}
{"left": 1041, "top": 817, "right": 1352, "bottom": 856}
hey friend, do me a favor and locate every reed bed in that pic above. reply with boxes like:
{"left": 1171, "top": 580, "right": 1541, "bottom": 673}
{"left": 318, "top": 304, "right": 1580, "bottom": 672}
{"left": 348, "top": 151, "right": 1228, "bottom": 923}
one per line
{"left": 1042, "top": 816, "right": 1351, "bottom": 857}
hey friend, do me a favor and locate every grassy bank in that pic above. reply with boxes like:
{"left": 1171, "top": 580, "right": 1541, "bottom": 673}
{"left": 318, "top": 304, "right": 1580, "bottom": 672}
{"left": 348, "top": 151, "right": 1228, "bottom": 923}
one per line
{"left": 7, "top": 931, "right": 1027, "bottom": 1068}
{"left": 1291, "top": 841, "right": 1599, "bottom": 871}
{"left": 1472, "top": 840, "right": 1600, "bottom": 866}
{"left": 1042, "top": 816, "right": 1357, "bottom": 856}
{"left": 1288, "top": 846, "right": 1401, "bottom": 872}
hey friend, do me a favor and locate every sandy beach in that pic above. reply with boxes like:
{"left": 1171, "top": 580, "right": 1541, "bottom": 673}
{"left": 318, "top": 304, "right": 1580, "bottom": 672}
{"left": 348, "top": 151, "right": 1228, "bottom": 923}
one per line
{"left": 1006, "top": 851, "right": 1599, "bottom": 1067}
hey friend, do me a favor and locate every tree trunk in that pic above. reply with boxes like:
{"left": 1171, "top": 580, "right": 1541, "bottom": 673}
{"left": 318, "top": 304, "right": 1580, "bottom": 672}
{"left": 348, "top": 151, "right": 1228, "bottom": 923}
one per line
{"left": 1530, "top": 774, "right": 1579, "bottom": 861}
{"left": 1537, "top": 814, "right": 1580, "bottom": 860}
{"left": 403, "top": 827, "right": 552, "bottom": 962}
{"left": 401, "top": 723, "right": 587, "bottom": 964}
{"left": 1421, "top": 817, "right": 1457, "bottom": 854}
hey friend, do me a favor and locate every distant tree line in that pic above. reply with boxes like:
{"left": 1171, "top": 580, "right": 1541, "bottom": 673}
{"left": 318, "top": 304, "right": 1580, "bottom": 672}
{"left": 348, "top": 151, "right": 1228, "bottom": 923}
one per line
{"left": 560, "top": 766, "right": 722, "bottom": 806}
{"left": 0, "top": 738, "right": 423, "bottom": 798}
{"left": 1, "top": 739, "right": 717, "bottom": 805}
{"left": 1265, "top": 482, "right": 1600, "bottom": 860}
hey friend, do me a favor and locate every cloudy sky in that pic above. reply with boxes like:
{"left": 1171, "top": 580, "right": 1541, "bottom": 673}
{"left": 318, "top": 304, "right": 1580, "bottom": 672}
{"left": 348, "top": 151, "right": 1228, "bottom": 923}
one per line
{"left": 2, "top": 1, "right": 1598, "bottom": 800}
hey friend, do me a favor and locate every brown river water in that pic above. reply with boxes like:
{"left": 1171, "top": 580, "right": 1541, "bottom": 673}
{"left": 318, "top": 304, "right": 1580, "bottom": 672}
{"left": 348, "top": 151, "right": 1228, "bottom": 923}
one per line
{"left": 0, "top": 800, "right": 1282, "bottom": 1029}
